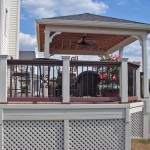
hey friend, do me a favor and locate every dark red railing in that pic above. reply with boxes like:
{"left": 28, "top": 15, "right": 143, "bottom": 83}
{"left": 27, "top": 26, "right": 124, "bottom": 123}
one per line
{"left": 7, "top": 59, "right": 140, "bottom": 103}
{"left": 7, "top": 59, "right": 63, "bottom": 102}
{"left": 70, "top": 61, "right": 121, "bottom": 98}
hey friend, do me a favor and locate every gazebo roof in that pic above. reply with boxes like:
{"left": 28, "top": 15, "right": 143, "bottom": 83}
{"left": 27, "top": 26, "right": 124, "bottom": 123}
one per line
{"left": 45, "top": 13, "right": 148, "bottom": 25}
{"left": 35, "top": 13, "right": 150, "bottom": 55}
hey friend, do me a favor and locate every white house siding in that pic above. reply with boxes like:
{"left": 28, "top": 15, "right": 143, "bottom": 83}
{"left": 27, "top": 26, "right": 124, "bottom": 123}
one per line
{"left": 0, "top": 0, "right": 2, "bottom": 53}
{"left": 0, "top": 0, "right": 20, "bottom": 58}
{"left": 8, "top": 0, "right": 20, "bottom": 59}
{"left": 0, "top": 0, "right": 9, "bottom": 55}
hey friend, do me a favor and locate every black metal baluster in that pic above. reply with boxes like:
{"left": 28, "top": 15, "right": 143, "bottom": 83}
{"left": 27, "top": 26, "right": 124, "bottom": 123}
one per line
{"left": 82, "top": 66, "right": 83, "bottom": 97}
{"left": 87, "top": 66, "right": 88, "bottom": 97}
{"left": 37, "top": 65, "right": 39, "bottom": 97}
{"left": 26, "top": 65, "right": 28, "bottom": 97}
{"left": 10, "top": 64, "right": 12, "bottom": 97}
{"left": 14, "top": 65, "right": 17, "bottom": 97}
{"left": 53, "top": 66, "right": 55, "bottom": 97}
{"left": 21, "top": 65, "right": 22, "bottom": 97}
{"left": 32, "top": 65, "right": 33, "bottom": 97}
{"left": 48, "top": 65, "right": 50, "bottom": 98}
{"left": 92, "top": 67, "right": 94, "bottom": 97}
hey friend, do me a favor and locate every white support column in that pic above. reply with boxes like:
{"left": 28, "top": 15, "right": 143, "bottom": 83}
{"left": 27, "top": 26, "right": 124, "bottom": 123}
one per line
{"left": 44, "top": 29, "right": 62, "bottom": 58}
{"left": 119, "top": 48, "right": 124, "bottom": 97}
{"left": 0, "top": 55, "right": 8, "bottom": 102}
{"left": 120, "top": 58, "right": 128, "bottom": 103}
{"left": 135, "top": 62, "right": 141, "bottom": 99}
{"left": 143, "top": 99, "right": 150, "bottom": 139}
{"left": 125, "top": 108, "right": 131, "bottom": 150}
{"left": 119, "top": 47, "right": 124, "bottom": 58}
{"left": 43, "top": 29, "right": 50, "bottom": 97}
{"left": 141, "top": 35, "right": 149, "bottom": 98}
{"left": 0, "top": 109, "right": 2, "bottom": 150}
{"left": 62, "top": 56, "right": 70, "bottom": 103}
{"left": 64, "top": 120, "right": 69, "bottom": 150}
{"left": 44, "top": 30, "right": 50, "bottom": 58}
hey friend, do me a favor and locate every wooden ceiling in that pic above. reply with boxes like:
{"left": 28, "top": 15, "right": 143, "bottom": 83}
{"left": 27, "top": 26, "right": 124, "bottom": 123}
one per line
{"left": 39, "top": 24, "right": 130, "bottom": 54}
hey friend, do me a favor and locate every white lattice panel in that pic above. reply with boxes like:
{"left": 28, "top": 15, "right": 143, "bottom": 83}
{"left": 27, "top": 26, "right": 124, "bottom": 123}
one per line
{"left": 131, "top": 111, "right": 143, "bottom": 138}
{"left": 3, "top": 120, "right": 64, "bottom": 150}
{"left": 69, "top": 119, "right": 125, "bottom": 150}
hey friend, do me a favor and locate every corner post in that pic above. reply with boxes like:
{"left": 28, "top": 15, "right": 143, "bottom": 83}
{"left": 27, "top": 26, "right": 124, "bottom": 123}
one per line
{"left": 0, "top": 109, "right": 3, "bottom": 150}
{"left": 125, "top": 108, "right": 131, "bottom": 150}
{"left": 62, "top": 56, "right": 70, "bottom": 103}
{"left": 0, "top": 55, "right": 8, "bottom": 102}
{"left": 141, "top": 35, "right": 149, "bottom": 98}
{"left": 143, "top": 99, "right": 150, "bottom": 139}
{"left": 120, "top": 58, "right": 128, "bottom": 102}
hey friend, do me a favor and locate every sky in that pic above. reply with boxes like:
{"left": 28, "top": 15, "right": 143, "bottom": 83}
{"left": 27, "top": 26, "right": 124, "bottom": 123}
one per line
{"left": 19, "top": 0, "right": 150, "bottom": 77}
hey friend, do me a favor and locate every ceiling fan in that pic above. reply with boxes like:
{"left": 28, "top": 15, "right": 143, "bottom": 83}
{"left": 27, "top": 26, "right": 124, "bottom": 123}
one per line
{"left": 75, "top": 35, "right": 97, "bottom": 47}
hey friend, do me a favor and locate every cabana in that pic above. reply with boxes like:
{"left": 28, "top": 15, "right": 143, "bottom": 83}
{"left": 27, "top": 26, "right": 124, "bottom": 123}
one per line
{"left": 0, "top": 13, "right": 150, "bottom": 150}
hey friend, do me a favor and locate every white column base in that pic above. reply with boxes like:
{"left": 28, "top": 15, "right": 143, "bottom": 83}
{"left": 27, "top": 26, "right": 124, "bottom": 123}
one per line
{"left": 142, "top": 99, "right": 150, "bottom": 139}
{"left": 62, "top": 56, "right": 70, "bottom": 103}
{"left": 120, "top": 58, "right": 128, "bottom": 103}
{"left": 0, "top": 55, "right": 8, "bottom": 103}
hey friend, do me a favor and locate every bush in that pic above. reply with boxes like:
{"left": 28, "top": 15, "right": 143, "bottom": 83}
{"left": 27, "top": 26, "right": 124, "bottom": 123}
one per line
{"left": 20, "top": 84, "right": 28, "bottom": 89}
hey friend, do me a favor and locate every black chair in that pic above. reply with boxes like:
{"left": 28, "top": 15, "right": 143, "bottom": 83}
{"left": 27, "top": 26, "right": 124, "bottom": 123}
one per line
{"left": 76, "top": 71, "right": 100, "bottom": 97}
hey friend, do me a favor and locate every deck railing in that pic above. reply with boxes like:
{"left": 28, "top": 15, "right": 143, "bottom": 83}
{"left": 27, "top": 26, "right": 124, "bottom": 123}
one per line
{"left": 7, "top": 59, "right": 63, "bottom": 102}
{"left": 70, "top": 61, "right": 120, "bottom": 98}
{"left": 0, "top": 56, "right": 141, "bottom": 103}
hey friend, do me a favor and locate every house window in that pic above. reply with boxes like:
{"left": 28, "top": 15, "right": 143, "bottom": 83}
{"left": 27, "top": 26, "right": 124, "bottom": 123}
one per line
{"left": 4, "top": 8, "right": 8, "bottom": 36}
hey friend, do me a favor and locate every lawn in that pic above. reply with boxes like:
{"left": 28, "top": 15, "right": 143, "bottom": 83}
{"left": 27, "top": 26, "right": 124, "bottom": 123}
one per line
{"left": 132, "top": 139, "right": 150, "bottom": 150}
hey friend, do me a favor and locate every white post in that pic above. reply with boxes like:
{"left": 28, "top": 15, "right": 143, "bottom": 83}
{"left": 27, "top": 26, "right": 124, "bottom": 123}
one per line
{"left": 64, "top": 120, "right": 69, "bottom": 150}
{"left": 62, "top": 56, "right": 70, "bottom": 103}
{"left": 125, "top": 108, "right": 131, "bottom": 150}
{"left": 119, "top": 47, "right": 123, "bottom": 58}
{"left": 141, "top": 35, "right": 149, "bottom": 98}
{"left": 135, "top": 62, "right": 141, "bottom": 99}
{"left": 0, "top": 55, "right": 8, "bottom": 102}
{"left": 120, "top": 58, "right": 128, "bottom": 103}
{"left": 0, "top": 109, "right": 2, "bottom": 150}
{"left": 44, "top": 29, "right": 50, "bottom": 96}
{"left": 44, "top": 29, "right": 50, "bottom": 58}
{"left": 119, "top": 47, "right": 124, "bottom": 98}
{"left": 143, "top": 99, "right": 150, "bottom": 139}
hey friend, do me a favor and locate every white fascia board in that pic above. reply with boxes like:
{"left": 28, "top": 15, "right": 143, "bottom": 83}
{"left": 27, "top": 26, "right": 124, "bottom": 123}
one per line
{"left": 0, "top": 104, "right": 130, "bottom": 109}
{"left": 35, "top": 19, "right": 150, "bottom": 32}
{"left": 129, "top": 102, "right": 144, "bottom": 108}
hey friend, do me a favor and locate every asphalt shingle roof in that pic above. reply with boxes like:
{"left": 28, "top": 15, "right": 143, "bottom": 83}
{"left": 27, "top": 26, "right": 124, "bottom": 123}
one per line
{"left": 19, "top": 51, "right": 35, "bottom": 60}
{"left": 44, "top": 13, "right": 149, "bottom": 25}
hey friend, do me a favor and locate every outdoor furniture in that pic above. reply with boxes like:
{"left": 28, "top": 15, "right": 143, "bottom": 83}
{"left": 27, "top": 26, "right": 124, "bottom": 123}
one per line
{"left": 76, "top": 71, "right": 100, "bottom": 97}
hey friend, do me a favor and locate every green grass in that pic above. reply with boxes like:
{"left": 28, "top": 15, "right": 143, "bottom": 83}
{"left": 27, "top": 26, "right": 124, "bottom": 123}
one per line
{"left": 132, "top": 139, "right": 150, "bottom": 150}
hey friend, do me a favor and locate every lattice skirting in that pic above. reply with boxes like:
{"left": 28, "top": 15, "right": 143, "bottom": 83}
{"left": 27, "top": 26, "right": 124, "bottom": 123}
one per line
{"left": 131, "top": 111, "right": 143, "bottom": 138}
{"left": 3, "top": 120, "right": 64, "bottom": 150}
{"left": 69, "top": 119, "right": 125, "bottom": 150}
{"left": 3, "top": 119, "right": 125, "bottom": 150}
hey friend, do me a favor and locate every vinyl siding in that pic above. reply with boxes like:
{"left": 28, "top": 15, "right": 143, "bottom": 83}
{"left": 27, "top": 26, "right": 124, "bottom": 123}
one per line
{"left": 0, "top": 0, "right": 9, "bottom": 55}
{"left": 8, "top": 0, "right": 20, "bottom": 59}
{"left": 0, "top": 0, "right": 2, "bottom": 53}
